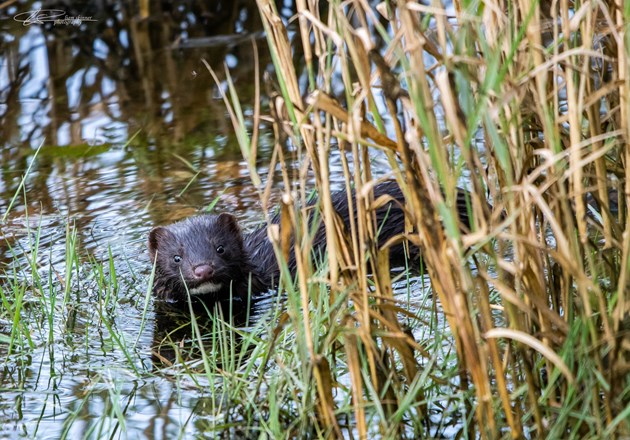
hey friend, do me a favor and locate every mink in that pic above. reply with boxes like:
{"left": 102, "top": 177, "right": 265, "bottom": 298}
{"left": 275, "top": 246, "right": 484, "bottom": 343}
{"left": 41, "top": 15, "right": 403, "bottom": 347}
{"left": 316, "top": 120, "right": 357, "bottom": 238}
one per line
{"left": 148, "top": 181, "right": 474, "bottom": 305}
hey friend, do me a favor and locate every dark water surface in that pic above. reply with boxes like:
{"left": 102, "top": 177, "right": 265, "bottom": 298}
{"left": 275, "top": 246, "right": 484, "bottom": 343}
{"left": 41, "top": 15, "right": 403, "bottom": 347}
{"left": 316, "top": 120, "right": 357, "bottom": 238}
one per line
{"left": 0, "top": 1, "right": 439, "bottom": 438}
{"left": 0, "top": 1, "right": 287, "bottom": 438}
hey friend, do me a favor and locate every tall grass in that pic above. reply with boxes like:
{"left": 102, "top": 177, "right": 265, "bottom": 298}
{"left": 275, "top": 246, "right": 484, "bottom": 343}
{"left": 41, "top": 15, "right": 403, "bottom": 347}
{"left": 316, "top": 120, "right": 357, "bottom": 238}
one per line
{"left": 3, "top": 0, "right": 626, "bottom": 437}
{"left": 214, "top": 0, "right": 630, "bottom": 436}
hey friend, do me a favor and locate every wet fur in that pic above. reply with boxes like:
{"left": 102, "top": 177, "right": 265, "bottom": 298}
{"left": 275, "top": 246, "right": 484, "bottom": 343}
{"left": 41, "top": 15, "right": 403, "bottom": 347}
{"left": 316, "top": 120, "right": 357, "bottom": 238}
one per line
{"left": 149, "top": 213, "right": 266, "bottom": 304}
{"left": 148, "top": 181, "right": 473, "bottom": 305}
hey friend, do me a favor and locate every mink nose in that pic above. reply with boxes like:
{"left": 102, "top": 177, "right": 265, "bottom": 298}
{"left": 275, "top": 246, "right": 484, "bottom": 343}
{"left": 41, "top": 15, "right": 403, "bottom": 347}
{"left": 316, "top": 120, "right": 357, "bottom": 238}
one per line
{"left": 193, "top": 264, "right": 214, "bottom": 279}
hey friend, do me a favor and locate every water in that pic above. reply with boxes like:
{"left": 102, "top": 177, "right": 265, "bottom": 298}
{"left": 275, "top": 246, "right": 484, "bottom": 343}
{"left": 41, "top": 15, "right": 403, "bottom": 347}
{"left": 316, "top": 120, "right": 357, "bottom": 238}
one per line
{"left": 0, "top": 2, "right": 463, "bottom": 438}
{"left": 0, "top": 1, "right": 285, "bottom": 438}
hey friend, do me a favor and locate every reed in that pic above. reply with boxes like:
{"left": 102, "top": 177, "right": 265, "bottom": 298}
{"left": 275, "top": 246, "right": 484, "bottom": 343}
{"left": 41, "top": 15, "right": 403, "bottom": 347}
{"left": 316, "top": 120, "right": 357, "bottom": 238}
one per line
{"left": 212, "top": 0, "right": 630, "bottom": 436}
{"left": 1, "top": 0, "right": 626, "bottom": 437}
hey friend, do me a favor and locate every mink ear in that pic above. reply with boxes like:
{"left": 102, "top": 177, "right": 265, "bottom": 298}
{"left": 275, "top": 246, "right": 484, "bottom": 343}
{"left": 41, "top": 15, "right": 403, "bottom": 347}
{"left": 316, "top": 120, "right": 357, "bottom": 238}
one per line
{"left": 216, "top": 213, "right": 242, "bottom": 236}
{"left": 216, "top": 213, "right": 244, "bottom": 248}
{"left": 148, "top": 226, "right": 171, "bottom": 260}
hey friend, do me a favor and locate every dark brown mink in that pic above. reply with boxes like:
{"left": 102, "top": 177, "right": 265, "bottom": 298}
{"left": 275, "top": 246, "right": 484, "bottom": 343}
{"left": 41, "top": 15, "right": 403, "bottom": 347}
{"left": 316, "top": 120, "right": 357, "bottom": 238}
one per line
{"left": 148, "top": 181, "right": 476, "bottom": 305}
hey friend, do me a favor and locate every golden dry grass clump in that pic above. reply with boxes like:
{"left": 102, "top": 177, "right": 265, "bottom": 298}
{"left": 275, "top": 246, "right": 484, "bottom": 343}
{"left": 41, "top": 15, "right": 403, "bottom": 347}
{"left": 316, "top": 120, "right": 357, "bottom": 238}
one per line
{"left": 215, "top": 0, "right": 629, "bottom": 437}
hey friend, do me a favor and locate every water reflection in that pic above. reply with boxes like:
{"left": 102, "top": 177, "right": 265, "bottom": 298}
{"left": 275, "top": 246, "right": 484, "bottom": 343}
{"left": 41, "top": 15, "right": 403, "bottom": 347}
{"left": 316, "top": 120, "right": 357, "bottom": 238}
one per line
{"left": 0, "top": 0, "right": 282, "bottom": 262}
{"left": 0, "top": 1, "right": 284, "bottom": 438}
{"left": 0, "top": 0, "right": 410, "bottom": 437}
{"left": 151, "top": 299, "right": 256, "bottom": 368}
{"left": 0, "top": 0, "right": 269, "bottom": 148}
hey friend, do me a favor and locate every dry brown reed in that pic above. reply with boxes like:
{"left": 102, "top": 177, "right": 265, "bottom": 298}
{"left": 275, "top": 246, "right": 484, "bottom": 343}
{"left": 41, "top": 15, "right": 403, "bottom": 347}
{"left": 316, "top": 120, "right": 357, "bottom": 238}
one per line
{"left": 224, "top": 0, "right": 629, "bottom": 437}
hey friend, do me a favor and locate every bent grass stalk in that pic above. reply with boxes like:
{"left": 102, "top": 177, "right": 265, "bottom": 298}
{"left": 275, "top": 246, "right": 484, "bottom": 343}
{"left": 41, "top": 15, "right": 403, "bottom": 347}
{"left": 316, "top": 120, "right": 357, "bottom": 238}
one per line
{"left": 121, "top": 0, "right": 630, "bottom": 436}
{"left": 223, "top": 0, "right": 630, "bottom": 437}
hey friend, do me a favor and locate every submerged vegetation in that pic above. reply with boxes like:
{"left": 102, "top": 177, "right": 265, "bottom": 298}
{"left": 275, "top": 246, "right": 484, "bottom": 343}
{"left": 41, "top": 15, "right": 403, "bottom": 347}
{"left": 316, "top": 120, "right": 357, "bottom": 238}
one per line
{"left": 0, "top": 0, "right": 629, "bottom": 438}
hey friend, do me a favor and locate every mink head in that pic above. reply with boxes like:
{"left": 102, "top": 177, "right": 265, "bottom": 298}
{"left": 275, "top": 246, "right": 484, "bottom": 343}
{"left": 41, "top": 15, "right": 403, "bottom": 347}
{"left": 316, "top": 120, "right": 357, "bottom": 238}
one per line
{"left": 148, "top": 213, "right": 251, "bottom": 303}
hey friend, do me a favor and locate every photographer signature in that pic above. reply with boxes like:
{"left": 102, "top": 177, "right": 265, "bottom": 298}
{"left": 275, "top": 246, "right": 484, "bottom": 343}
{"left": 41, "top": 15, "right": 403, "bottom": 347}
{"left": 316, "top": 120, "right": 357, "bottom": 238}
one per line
{"left": 14, "top": 9, "right": 96, "bottom": 26}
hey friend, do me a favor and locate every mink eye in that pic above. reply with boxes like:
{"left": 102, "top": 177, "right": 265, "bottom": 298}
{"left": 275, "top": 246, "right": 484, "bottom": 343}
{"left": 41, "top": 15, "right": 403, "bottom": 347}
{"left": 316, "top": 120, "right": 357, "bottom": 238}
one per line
{"left": 173, "top": 255, "right": 182, "bottom": 263}
{"left": 216, "top": 245, "right": 225, "bottom": 255}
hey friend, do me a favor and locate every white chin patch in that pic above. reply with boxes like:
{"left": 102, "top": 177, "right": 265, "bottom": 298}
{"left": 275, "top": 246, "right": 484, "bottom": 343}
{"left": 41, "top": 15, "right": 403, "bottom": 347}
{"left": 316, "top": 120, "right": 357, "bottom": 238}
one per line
{"left": 189, "top": 282, "right": 223, "bottom": 295}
